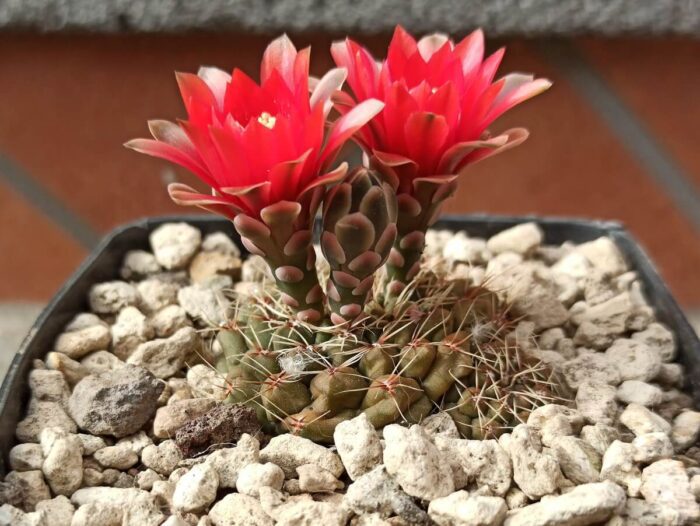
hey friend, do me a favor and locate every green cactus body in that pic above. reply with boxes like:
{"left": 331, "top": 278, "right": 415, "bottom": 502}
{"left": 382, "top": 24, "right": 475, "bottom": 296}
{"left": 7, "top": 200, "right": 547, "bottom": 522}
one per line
{"left": 216, "top": 269, "right": 564, "bottom": 443}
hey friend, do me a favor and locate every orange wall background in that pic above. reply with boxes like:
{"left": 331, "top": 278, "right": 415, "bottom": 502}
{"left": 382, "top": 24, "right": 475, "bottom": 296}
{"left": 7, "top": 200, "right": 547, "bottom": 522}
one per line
{"left": 1, "top": 33, "right": 699, "bottom": 305}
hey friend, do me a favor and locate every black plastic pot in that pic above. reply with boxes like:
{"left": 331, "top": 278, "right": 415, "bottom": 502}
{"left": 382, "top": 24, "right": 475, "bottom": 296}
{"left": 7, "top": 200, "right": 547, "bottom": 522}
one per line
{"left": 2, "top": 214, "right": 699, "bottom": 474}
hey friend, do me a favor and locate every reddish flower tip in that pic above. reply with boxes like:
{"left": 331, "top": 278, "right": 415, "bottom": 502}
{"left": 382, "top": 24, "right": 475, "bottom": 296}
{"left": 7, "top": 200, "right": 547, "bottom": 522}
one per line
{"left": 332, "top": 25, "right": 551, "bottom": 186}
{"left": 128, "top": 35, "right": 378, "bottom": 222}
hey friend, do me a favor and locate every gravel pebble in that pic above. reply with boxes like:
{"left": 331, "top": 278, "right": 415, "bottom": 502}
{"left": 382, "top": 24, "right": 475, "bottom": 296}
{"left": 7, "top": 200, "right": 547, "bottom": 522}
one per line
{"left": 616, "top": 380, "right": 663, "bottom": 407}
{"left": 509, "top": 424, "right": 562, "bottom": 499}
{"left": 297, "top": 464, "right": 344, "bottom": 493}
{"left": 68, "top": 364, "right": 163, "bottom": 438}
{"left": 153, "top": 398, "right": 219, "bottom": 439}
{"left": 172, "top": 463, "right": 219, "bottom": 513}
{"left": 333, "top": 413, "right": 382, "bottom": 481}
{"left": 150, "top": 223, "right": 202, "bottom": 270}
{"left": 120, "top": 250, "right": 161, "bottom": 280}
{"left": 503, "top": 480, "right": 625, "bottom": 526}
{"left": 600, "top": 440, "right": 642, "bottom": 496}
{"left": 88, "top": 281, "right": 139, "bottom": 314}
{"left": 429, "top": 490, "right": 507, "bottom": 526}
{"left": 261, "top": 433, "right": 344, "bottom": 479}
{"left": 9, "top": 443, "right": 44, "bottom": 471}
{"left": 236, "top": 462, "right": 284, "bottom": 497}
{"left": 383, "top": 424, "right": 454, "bottom": 500}
{"left": 640, "top": 459, "right": 700, "bottom": 524}
{"left": 619, "top": 403, "right": 672, "bottom": 436}
{"left": 209, "top": 493, "right": 273, "bottom": 526}
{"left": 141, "top": 440, "right": 182, "bottom": 476}
{"left": 671, "top": 410, "right": 700, "bottom": 451}
{"left": 204, "top": 434, "right": 259, "bottom": 488}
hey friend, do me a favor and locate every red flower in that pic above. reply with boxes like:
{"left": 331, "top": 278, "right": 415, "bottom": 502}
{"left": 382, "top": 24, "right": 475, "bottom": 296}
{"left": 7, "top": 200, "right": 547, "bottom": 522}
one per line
{"left": 331, "top": 26, "right": 551, "bottom": 192}
{"left": 126, "top": 35, "right": 383, "bottom": 220}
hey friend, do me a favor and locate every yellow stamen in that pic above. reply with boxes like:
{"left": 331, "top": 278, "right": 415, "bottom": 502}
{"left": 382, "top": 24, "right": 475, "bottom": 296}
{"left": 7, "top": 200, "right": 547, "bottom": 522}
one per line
{"left": 257, "top": 112, "right": 276, "bottom": 129}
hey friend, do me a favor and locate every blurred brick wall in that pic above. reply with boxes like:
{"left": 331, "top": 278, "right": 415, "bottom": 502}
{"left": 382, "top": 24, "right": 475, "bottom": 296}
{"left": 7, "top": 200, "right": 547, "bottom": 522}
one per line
{"left": 1, "top": 33, "right": 699, "bottom": 306}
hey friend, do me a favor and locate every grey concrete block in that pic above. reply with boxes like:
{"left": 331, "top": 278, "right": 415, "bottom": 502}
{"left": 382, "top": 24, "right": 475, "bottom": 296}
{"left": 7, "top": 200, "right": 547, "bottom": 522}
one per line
{"left": 0, "top": 0, "right": 698, "bottom": 36}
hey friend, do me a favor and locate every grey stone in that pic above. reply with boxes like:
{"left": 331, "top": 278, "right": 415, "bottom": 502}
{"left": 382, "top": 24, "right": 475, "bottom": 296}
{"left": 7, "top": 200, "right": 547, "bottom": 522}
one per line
{"left": 486, "top": 222, "right": 543, "bottom": 256}
{"left": 632, "top": 323, "right": 676, "bottom": 362}
{"left": 40, "top": 428, "right": 83, "bottom": 495}
{"left": 172, "top": 463, "right": 219, "bottom": 513}
{"left": 149, "top": 223, "right": 201, "bottom": 270}
{"left": 35, "top": 496, "right": 73, "bottom": 526}
{"left": 580, "top": 423, "right": 620, "bottom": 456}
{"left": 616, "top": 380, "right": 663, "bottom": 407}
{"left": 205, "top": 433, "right": 259, "bottom": 488}
{"left": 576, "top": 380, "right": 618, "bottom": 425}
{"left": 236, "top": 462, "right": 284, "bottom": 497}
{"left": 16, "top": 400, "right": 77, "bottom": 443}
{"left": 344, "top": 466, "right": 429, "bottom": 523}
{"left": 127, "top": 327, "right": 200, "bottom": 379}
{"left": 54, "top": 323, "right": 110, "bottom": 360}
{"left": 600, "top": 440, "right": 641, "bottom": 496}
{"left": 509, "top": 424, "right": 562, "bottom": 499}
{"left": 297, "top": 463, "right": 343, "bottom": 493}
{"left": 209, "top": 493, "right": 273, "bottom": 526}
{"left": 632, "top": 432, "right": 674, "bottom": 463}
{"left": 68, "top": 364, "right": 163, "bottom": 437}
{"left": 641, "top": 459, "right": 699, "bottom": 524}
{"left": 9, "top": 444, "right": 44, "bottom": 471}
{"left": 136, "top": 278, "right": 179, "bottom": 315}
{"left": 619, "top": 403, "right": 671, "bottom": 436}
{"left": 110, "top": 306, "right": 153, "bottom": 360}
{"left": 503, "top": 481, "right": 625, "bottom": 526}
{"left": 429, "top": 491, "right": 507, "bottom": 526}
{"left": 141, "top": 440, "right": 182, "bottom": 476}
{"left": 177, "top": 281, "right": 230, "bottom": 326}
{"left": 383, "top": 424, "right": 454, "bottom": 500}
{"left": 120, "top": 250, "right": 161, "bottom": 280}
{"left": 88, "top": 281, "right": 139, "bottom": 314}
{"left": 671, "top": 410, "right": 700, "bottom": 451}
{"left": 333, "top": 413, "right": 382, "bottom": 481}
{"left": 4, "top": 470, "right": 50, "bottom": 511}
{"left": 150, "top": 304, "right": 191, "bottom": 338}
{"left": 153, "top": 398, "right": 218, "bottom": 438}
{"left": 551, "top": 436, "right": 601, "bottom": 484}
{"left": 433, "top": 436, "right": 512, "bottom": 496}
{"left": 605, "top": 339, "right": 661, "bottom": 382}
{"left": 261, "top": 433, "right": 343, "bottom": 478}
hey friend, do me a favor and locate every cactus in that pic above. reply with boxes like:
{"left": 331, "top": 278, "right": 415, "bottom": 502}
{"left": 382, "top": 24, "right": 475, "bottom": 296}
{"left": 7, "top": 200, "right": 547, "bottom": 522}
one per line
{"left": 128, "top": 29, "right": 559, "bottom": 443}
{"left": 216, "top": 262, "right": 564, "bottom": 443}
{"left": 321, "top": 168, "right": 398, "bottom": 325}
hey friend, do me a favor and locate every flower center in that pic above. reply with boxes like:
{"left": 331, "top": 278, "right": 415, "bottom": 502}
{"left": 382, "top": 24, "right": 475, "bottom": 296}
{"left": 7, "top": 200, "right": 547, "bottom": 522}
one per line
{"left": 257, "top": 112, "right": 276, "bottom": 129}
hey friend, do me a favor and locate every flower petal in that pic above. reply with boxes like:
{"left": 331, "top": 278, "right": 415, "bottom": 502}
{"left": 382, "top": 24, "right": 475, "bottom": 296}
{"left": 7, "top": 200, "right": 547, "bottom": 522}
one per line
{"left": 147, "top": 120, "right": 203, "bottom": 165}
{"left": 436, "top": 135, "right": 509, "bottom": 174}
{"left": 456, "top": 128, "right": 529, "bottom": 171}
{"left": 268, "top": 149, "right": 312, "bottom": 202}
{"left": 310, "top": 67, "right": 347, "bottom": 115}
{"left": 167, "top": 183, "right": 242, "bottom": 219}
{"left": 175, "top": 72, "right": 216, "bottom": 123}
{"left": 219, "top": 181, "right": 272, "bottom": 214}
{"left": 404, "top": 112, "right": 449, "bottom": 175}
{"left": 261, "top": 34, "right": 297, "bottom": 88}
{"left": 486, "top": 76, "right": 552, "bottom": 122}
{"left": 320, "top": 98, "right": 384, "bottom": 171}
{"left": 124, "top": 137, "right": 211, "bottom": 185}
{"left": 197, "top": 66, "right": 231, "bottom": 111}
{"left": 454, "top": 28, "right": 484, "bottom": 78}
{"left": 417, "top": 33, "right": 451, "bottom": 61}
{"left": 299, "top": 162, "right": 348, "bottom": 198}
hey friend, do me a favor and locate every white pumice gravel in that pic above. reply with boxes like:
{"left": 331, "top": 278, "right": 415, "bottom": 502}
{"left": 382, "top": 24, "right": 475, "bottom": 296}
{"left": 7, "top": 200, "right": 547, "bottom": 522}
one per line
{"left": 5, "top": 223, "right": 700, "bottom": 525}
